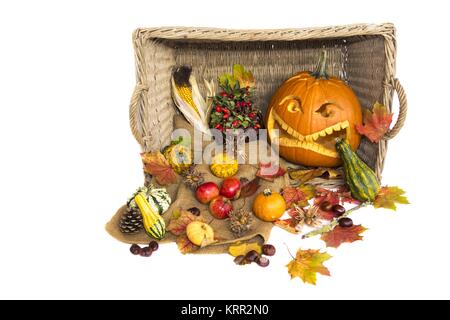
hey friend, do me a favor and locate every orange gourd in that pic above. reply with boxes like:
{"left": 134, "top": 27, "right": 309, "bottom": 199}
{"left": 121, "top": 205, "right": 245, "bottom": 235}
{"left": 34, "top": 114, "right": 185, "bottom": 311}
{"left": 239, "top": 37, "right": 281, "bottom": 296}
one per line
{"left": 265, "top": 51, "right": 363, "bottom": 167}
{"left": 252, "top": 189, "right": 286, "bottom": 222}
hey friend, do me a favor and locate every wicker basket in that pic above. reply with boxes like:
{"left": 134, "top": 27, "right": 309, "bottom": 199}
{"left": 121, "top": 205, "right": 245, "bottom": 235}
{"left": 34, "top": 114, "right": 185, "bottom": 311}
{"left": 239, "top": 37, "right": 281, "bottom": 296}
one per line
{"left": 129, "top": 23, "right": 407, "bottom": 179}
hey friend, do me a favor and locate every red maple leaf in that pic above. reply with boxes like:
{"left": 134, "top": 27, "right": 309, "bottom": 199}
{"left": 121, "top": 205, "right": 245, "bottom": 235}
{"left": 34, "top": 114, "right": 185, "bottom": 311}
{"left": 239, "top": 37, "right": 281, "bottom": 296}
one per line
{"left": 282, "top": 185, "right": 315, "bottom": 208}
{"left": 256, "top": 162, "right": 286, "bottom": 182}
{"left": 314, "top": 187, "right": 359, "bottom": 220}
{"left": 356, "top": 102, "right": 393, "bottom": 143}
{"left": 314, "top": 187, "right": 358, "bottom": 206}
{"left": 321, "top": 225, "right": 368, "bottom": 248}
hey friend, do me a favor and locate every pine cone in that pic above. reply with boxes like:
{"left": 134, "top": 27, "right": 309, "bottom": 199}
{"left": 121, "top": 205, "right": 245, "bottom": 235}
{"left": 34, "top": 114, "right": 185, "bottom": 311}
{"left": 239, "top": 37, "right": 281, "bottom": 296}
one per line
{"left": 119, "top": 206, "right": 143, "bottom": 234}
{"left": 229, "top": 208, "right": 253, "bottom": 237}
{"left": 182, "top": 166, "right": 205, "bottom": 190}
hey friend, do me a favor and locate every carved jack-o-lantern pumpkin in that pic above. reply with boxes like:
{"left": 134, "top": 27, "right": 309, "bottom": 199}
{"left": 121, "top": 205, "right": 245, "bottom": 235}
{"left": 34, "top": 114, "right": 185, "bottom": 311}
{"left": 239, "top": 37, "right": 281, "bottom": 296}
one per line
{"left": 266, "top": 51, "right": 363, "bottom": 167}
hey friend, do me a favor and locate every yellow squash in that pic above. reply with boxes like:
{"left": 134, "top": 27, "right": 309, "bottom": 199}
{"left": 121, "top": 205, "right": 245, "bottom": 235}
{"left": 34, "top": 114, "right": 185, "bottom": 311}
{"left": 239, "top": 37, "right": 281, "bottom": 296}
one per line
{"left": 210, "top": 153, "right": 238, "bottom": 178}
{"left": 134, "top": 192, "right": 166, "bottom": 240}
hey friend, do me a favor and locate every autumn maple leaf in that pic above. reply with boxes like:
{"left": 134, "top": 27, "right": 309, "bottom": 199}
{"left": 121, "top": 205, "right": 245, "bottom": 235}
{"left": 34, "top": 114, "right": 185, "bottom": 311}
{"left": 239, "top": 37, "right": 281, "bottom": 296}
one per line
{"left": 286, "top": 249, "right": 331, "bottom": 285}
{"left": 321, "top": 225, "right": 368, "bottom": 248}
{"left": 356, "top": 102, "right": 394, "bottom": 143}
{"left": 176, "top": 234, "right": 199, "bottom": 254}
{"left": 374, "top": 186, "right": 409, "bottom": 210}
{"left": 274, "top": 206, "right": 304, "bottom": 234}
{"left": 314, "top": 187, "right": 359, "bottom": 206}
{"left": 256, "top": 162, "right": 286, "bottom": 182}
{"left": 282, "top": 185, "right": 315, "bottom": 208}
{"left": 167, "top": 209, "right": 204, "bottom": 236}
{"left": 314, "top": 187, "right": 359, "bottom": 220}
{"left": 141, "top": 152, "right": 177, "bottom": 186}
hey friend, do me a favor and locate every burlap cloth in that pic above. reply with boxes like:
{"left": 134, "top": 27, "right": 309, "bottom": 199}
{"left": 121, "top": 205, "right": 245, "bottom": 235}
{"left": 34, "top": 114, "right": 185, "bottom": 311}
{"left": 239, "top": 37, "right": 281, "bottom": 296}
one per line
{"left": 105, "top": 116, "right": 289, "bottom": 254}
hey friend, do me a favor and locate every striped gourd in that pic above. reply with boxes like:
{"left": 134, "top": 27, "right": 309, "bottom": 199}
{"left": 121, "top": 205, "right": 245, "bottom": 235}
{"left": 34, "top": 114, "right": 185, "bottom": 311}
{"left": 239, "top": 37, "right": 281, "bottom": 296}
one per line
{"left": 335, "top": 139, "right": 380, "bottom": 202}
{"left": 148, "top": 187, "right": 171, "bottom": 214}
{"left": 128, "top": 186, "right": 171, "bottom": 215}
{"left": 134, "top": 192, "right": 166, "bottom": 240}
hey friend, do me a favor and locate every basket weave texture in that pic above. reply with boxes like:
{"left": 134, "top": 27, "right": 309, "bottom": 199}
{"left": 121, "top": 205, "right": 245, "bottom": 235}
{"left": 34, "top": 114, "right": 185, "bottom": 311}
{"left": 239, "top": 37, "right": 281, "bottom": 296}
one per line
{"left": 129, "top": 23, "right": 407, "bottom": 179}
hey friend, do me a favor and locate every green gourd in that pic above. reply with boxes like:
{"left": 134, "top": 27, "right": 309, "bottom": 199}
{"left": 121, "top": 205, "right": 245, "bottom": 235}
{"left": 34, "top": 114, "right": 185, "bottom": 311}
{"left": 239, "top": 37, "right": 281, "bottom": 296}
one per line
{"left": 126, "top": 185, "right": 171, "bottom": 240}
{"left": 128, "top": 186, "right": 171, "bottom": 215}
{"left": 335, "top": 139, "right": 380, "bottom": 202}
{"left": 134, "top": 192, "right": 166, "bottom": 240}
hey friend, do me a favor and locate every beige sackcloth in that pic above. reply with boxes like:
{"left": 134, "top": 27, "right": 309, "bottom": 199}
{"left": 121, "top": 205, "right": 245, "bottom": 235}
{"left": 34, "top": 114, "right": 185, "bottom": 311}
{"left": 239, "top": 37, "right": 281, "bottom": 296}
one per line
{"left": 106, "top": 116, "right": 289, "bottom": 253}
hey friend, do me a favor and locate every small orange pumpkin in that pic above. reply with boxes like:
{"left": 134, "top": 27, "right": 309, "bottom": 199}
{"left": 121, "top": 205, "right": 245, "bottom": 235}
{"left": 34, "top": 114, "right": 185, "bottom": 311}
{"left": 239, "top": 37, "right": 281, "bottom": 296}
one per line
{"left": 252, "top": 189, "right": 286, "bottom": 222}
{"left": 265, "top": 50, "right": 363, "bottom": 167}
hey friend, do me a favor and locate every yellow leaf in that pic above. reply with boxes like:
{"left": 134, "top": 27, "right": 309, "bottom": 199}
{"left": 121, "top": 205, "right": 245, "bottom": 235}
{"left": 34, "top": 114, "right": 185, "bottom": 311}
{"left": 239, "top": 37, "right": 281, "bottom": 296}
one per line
{"left": 233, "top": 64, "right": 255, "bottom": 88}
{"left": 374, "top": 186, "right": 409, "bottom": 211}
{"left": 289, "top": 168, "right": 341, "bottom": 184}
{"left": 228, "top": 242, "right": 262, "bottom": 257}
{"left": 286, "top": 249, "right": 331, "bottom": 285}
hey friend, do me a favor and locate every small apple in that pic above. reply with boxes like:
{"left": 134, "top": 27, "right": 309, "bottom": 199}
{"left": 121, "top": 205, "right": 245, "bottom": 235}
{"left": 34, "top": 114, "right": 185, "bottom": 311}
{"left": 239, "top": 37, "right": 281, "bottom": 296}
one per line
{"left": 220, "top": 177, "right": 241, "bottom": 199}
{"left": 209, "top": 196, "right": 233, "bottom": 219}
{"left": 195, "top": 182, "right": 219, "bottom": 204}
{"left": 186, "top": 221, "right": 214, "bottom": 246}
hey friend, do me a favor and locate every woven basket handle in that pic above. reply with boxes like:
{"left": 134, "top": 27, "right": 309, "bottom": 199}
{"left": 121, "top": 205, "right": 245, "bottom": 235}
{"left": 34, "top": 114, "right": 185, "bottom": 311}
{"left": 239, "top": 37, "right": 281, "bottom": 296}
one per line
{"left": 384, "top": 78, "right": 407, "bottom": 140}
{"left": 129, "top": 83, "right": 148, "bottom": 148}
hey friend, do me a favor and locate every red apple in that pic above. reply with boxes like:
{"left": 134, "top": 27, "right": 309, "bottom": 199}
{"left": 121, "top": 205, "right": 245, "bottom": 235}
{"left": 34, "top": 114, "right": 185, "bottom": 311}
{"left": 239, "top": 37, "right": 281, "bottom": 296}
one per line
{"left": 195, "top": 182, "right": 219, "bottom": 204}
{"left": 209, "top": 196, "right": 233, "bottom": 219}
{"left": 220, "top": 177, "right": 241, "bottom": 199}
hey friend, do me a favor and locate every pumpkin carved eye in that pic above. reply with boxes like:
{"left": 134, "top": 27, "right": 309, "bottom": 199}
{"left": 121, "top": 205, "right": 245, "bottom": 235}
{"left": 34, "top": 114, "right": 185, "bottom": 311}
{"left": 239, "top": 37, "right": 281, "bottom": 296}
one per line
{"left": 316, "top": 102, "right": 342, "bottom": 118}
{"left": 279, "top": 95, "right": 303, "bottom": 113}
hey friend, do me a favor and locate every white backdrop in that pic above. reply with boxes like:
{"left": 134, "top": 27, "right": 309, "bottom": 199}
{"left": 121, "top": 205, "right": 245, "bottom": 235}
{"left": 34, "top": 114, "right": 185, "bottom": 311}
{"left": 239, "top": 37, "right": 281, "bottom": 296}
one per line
{"left": 0, "top": 0, "right": 449, "bottom": 299}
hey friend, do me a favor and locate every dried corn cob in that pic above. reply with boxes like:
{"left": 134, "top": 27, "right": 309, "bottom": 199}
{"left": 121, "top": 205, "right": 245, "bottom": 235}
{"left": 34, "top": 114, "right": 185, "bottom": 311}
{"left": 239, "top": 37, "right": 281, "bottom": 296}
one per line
{"left": 171, "top": 66, "right": 215, "bottom": 134}
{"left": 175, "top": 85, "right": 201, "bottom": 116}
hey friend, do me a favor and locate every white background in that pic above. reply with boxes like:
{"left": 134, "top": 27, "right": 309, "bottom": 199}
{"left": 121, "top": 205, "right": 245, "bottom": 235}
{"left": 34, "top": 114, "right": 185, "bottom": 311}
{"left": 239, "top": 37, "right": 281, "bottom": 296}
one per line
{"left": 0, "top": 0, "right": 449, "bottom": 300}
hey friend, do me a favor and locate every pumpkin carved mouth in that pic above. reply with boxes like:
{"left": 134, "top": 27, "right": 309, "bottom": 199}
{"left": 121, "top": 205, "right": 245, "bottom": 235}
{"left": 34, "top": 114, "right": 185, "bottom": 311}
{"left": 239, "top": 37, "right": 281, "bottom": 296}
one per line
{"left": 268, "top": 110, "right": 350, "bottom": 158}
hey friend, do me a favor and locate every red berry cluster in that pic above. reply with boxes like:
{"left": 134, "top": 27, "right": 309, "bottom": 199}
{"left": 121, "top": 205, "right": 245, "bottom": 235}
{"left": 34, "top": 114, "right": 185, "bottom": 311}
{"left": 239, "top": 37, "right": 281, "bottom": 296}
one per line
{"left": 209, "top": 84, "right": 262, "bottom": 133}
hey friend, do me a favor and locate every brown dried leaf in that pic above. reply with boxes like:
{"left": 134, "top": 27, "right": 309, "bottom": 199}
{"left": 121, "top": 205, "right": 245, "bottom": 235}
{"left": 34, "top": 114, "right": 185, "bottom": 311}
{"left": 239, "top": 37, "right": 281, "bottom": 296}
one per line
{"left": 167, "top": 208, "right": 204, "bottom": 236}
{"left": 176, "top": 234, "right": 199, "bottom": 254}
{"left": 141, "top": 152, "right": 177, "bottom": 186}
{"left": 238, "top": 177, "right": 261, "bottom": 199}
{"left": 289, "top": 168, "right": 341, "bottom": 184}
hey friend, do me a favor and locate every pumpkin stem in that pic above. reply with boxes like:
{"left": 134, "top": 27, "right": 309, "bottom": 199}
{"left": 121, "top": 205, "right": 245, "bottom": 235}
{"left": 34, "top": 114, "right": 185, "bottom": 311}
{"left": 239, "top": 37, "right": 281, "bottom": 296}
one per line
{"left": 263, "top": 189, "right": 272, "bottom": 196}
{"left": 311, "top": 50, "right": 329, "bottom": 79}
